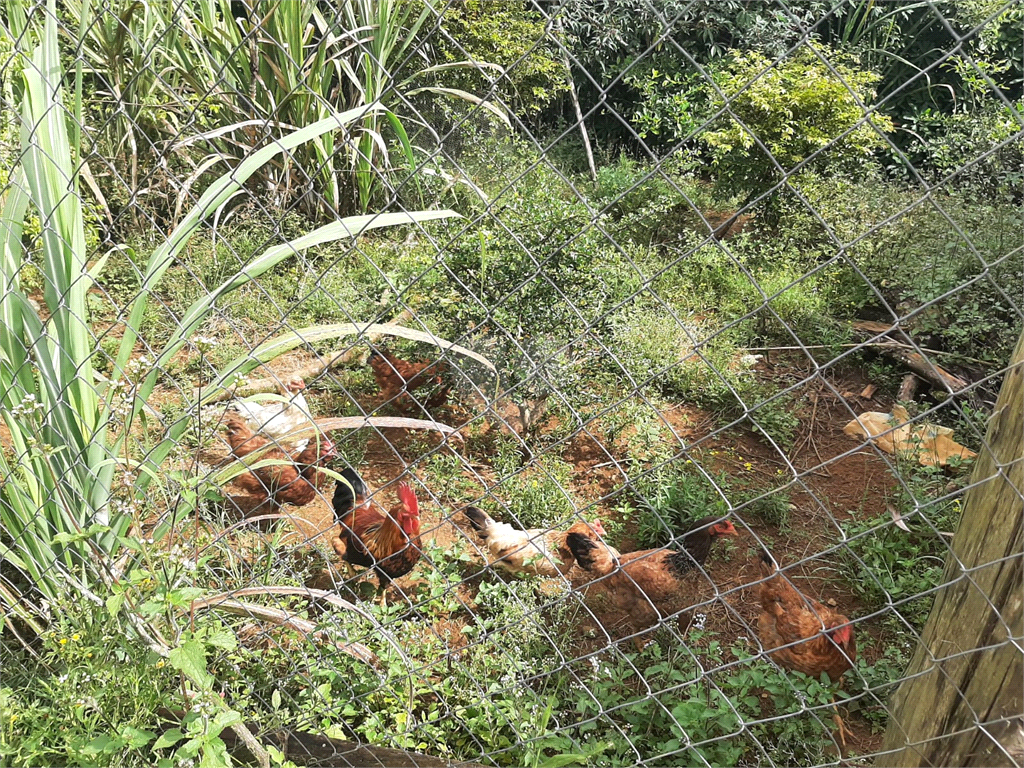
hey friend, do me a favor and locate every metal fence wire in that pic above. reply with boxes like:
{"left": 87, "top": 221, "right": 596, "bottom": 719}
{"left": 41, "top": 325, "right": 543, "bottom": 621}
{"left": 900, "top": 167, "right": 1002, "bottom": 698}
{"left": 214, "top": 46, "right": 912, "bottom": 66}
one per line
{"left": 1, "top": 1, "right": 1022, "bottom": 766}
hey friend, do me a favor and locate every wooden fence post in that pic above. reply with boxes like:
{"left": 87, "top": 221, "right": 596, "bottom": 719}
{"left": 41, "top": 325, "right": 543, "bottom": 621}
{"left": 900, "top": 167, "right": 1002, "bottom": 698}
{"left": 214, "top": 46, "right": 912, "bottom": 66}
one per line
{"left": 878, "top": 331, "right": 1024, "bottom": 766}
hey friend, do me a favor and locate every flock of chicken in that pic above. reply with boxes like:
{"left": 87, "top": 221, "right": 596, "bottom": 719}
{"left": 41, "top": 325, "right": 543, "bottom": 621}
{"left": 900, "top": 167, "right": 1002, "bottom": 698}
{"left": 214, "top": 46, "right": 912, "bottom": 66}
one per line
{"left": 215, "top": 345, "right": 858, "bottom": 744}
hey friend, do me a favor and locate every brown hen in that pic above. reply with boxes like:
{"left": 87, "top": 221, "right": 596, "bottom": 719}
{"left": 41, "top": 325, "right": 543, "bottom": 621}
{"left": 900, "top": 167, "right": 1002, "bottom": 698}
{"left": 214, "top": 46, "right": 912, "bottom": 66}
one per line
{"left": 756, "top": 550, "right": 857, "bottom": 749}
{"left": 756, "top": 550, "right": 857, "bottom": 682}
{"left": 369, "top": 348, "right": 450, "bottom": 411}
{"left": 223, "top": 413, "right": 335, "bottom": 509}
{"left": 567, "top": 516, "right": 738, "bottom": 642}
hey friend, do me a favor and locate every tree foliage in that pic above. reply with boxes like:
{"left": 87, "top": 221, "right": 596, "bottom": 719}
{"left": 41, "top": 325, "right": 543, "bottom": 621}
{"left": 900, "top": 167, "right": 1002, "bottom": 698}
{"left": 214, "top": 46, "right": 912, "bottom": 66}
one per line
{"left": 700, "top": 46, "right": 893, "bottom": 197}
{"left": 433, "top": 0, "right": 568, "bottom": 117}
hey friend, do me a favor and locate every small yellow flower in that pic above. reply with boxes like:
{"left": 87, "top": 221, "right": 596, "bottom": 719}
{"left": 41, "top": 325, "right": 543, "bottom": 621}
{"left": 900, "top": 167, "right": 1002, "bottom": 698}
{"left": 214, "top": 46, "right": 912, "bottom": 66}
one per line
{"left": 156, "top": 660, "right": 165, "bottom": 668}
{"left": 86, "top": 652, "right": 93, "bottom": 659}
{"left": 744, "top": 462, "right": 753, "bottom": 471}
{"left": 59, "top": 638, "right": 68, "bottom": 646}
{"left": 71, "top": 633, "right": 80, "bottom": 641}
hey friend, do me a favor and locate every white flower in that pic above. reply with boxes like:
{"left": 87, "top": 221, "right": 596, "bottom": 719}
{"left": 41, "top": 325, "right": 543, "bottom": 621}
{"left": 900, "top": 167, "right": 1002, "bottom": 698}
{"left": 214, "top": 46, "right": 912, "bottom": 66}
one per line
{"left": 193, "top": 336, "right": 217, "bottom": 353}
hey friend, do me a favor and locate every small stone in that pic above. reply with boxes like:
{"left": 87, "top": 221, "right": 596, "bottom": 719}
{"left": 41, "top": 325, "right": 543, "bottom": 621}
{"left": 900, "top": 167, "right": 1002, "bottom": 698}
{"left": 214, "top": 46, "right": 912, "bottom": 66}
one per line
{"left": 826, "top": 598, "right": 838, "bottom": 607}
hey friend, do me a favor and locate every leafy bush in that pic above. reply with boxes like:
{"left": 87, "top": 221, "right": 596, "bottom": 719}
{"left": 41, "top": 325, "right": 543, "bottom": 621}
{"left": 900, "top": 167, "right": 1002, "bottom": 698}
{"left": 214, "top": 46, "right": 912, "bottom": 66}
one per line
{"left": 700, "top": 46, "right": 893, "bottom": 207}
{"left": 738, "top": 487, "right": 793, "bottom": 529}
{"left": 776, "top": 172, "right": 1023, "bottom": 370}
{"left": 432, "top": 0, "right": 568, "bottom": 117}
{"left": 433, "top": 143, "right": 643, "bottom": 418}
{"left": 559, "top": 0, "right": 823, "bottom": 150}
{"left": 632, "top": 464, "right": 732, "bottom": 548}
{"left": 495, "top": 454, "right": 579, "bottom": 531}
{"left": 2, "top": 603, "right": 173, "bottom": 767}
{"left": 892, "top": 100, "right": 1024, "bottom": 195}
{"left": 561, "top": 632, "right": 850, "bottom": 767}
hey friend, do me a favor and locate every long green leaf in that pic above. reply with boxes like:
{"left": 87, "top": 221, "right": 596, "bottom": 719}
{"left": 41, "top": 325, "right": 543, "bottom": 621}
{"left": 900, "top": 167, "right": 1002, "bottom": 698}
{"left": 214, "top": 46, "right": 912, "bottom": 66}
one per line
{"left": 152, "top": 209, "right": 461, "bottom": 373}
{"left": 406, "top": 86, "right": 512, "bottom": 129}
{"left": 207, "top": 323, "right": 495, "bottom": 398}
{"left": 116, "top": 103, "right": 386, "bottom": 373}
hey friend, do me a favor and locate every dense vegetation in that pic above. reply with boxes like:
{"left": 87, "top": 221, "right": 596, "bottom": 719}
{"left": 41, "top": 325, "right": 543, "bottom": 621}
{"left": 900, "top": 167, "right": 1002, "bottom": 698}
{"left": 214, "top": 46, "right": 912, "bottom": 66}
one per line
{"left": 1, "top": 1, "right": 1021, "bottom": 767}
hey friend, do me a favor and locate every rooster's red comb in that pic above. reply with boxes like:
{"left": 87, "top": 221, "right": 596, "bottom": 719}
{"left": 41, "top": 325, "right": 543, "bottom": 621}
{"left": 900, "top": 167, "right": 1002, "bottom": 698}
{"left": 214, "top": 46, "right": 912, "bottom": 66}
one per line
{"left": 397, "top": 482, "right": 419, "bottom": 516}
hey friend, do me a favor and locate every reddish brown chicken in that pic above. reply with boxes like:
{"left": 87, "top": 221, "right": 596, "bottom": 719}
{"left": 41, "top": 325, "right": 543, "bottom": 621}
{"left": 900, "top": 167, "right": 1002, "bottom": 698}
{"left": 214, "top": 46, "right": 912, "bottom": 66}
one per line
{"left": 369, "top": 348, "right": 451, "bottom": 411}
{"left": 756, "top": 550, "right": 857, "bottom": 748}
{"left": 567, "top": 516, "right": 738, "bottom": 642}
{"left": 331, "top": 468, "right": 422, "bottom": 599}
{"left": 756, "top": 551, "right": 857, "bottom": 680}
{"left": 223, "top": 413, "right": 336, "bottom": 508}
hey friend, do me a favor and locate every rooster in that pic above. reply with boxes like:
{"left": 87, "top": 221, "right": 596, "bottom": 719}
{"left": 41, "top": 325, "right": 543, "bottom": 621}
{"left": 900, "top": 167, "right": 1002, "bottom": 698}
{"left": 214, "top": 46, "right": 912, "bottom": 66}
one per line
{"left": 223, "top": 413, "right": 335, "bottom": 509}
{"left": 567, "top": 516, "right": 738, "bottom": 643}
{"left": 331, "top": 468, "right": 422, "bottom": 603}
{"left": 464, "top": 507, "right": 618, "bottom": 578}
{"left": 756, "top": 550, "right": 857, "bottom": 748}
{"left": 228, "top": 376, "right": 315, "bottom": 451}
{"left": 369, "top": 348, "right": 451, "bottom": 411}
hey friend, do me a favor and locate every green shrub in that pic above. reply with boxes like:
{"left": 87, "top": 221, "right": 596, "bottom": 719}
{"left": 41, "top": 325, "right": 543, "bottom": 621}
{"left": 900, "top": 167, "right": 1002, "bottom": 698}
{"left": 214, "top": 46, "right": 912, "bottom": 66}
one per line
{"left": 494, "top": 454, "right": 578, "bottom": 530}
{"left": 2, "top": 604, "right": 172, "bottom": 768}
{"left": 432, "top": 0, "right": 568, "bottom": 117}
{"left": 701, "top": 46, "right": 893, "bottom": 209}
{"left": 742, "top": 387, "right": 802, "bottom": 452}
{"left": 738, "top": 488, "right": 792, "bottom": 529}
{"left": 775, "top": 172, "right": 1023, "bottom": 370}
{"left": 632, "top": 464, "right": 732, "bottom": 548}
{"left": 590, "top": 153, "right": 706, "bottom": 244}
{"left": 893, "top": 101, "right": 1023, "bottom": 194}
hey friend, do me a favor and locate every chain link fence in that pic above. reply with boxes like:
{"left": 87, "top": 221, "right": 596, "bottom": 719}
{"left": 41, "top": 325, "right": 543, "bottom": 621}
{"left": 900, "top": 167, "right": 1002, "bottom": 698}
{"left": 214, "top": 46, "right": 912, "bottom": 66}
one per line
{"left": 1, "top": 1, "right": 1022, "bottom": 766}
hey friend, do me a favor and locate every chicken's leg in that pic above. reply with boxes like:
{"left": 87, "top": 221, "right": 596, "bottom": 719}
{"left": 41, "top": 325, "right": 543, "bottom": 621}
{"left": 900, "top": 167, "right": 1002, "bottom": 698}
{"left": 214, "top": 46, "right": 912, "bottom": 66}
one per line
{"left": 376, "top": 573, "right": 392, "bottom": 609}
{"left": 831, "top": 696, "right": 847, "bottom": 753}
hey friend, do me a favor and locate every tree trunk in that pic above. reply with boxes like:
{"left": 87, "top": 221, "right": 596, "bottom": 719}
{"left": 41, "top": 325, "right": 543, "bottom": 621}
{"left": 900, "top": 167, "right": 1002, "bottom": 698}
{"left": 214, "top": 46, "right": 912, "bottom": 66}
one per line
{"left": 554, "top": 20, "right": 596, "bottom": 181}
{"left": 878, "top": 331, "right": 1024, "bottom": 767}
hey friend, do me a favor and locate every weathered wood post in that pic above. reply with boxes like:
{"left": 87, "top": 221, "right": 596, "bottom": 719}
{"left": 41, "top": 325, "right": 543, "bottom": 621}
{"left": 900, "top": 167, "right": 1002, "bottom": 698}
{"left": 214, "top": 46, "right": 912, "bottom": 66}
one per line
{"left": 878, "top": 332, "right": 1024, "bottom": 766}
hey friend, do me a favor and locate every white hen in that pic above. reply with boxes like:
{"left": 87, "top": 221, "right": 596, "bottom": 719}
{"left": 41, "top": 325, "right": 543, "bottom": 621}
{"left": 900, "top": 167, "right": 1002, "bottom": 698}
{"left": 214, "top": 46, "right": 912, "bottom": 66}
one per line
{"left": 228, "top": 377, "right": 315, "bottom": 451}
{"left": 464, "top": 508, "right": 619, "bottom": 578}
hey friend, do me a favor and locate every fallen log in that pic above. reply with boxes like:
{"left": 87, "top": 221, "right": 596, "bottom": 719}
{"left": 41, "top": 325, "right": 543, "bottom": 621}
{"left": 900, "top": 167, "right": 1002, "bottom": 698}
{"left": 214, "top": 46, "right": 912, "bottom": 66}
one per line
{"left": 898, "top": 374, "right": 920, "bottom": 402}
{"left": 852, "top": 321, "right": 970, "bottom": 395}
{"left": 156, "top": 709, "right": 485, "bottom": 767}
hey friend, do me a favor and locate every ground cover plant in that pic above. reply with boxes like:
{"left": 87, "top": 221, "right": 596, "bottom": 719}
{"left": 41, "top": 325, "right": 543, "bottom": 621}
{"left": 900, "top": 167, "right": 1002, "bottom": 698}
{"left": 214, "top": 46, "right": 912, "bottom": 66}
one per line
{"left": 1, "top": 1, "right": 1021, "bottom": 767}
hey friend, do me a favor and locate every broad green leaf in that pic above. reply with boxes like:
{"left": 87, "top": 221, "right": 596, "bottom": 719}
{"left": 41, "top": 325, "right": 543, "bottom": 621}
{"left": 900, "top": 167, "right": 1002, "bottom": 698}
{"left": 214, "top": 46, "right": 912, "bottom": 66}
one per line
{"left": 169, "top": 640, "right": 214, "bottom": 690}
{"left": 198, "top": 736, "right": 231, "bottom": 768}
{"left": 204, "top": 627, "right": 238, "bottom": 651}
{"left": 209, "top": 709, "right": 241, "bottom": 735}
{"left": 82, "top": 734, "right": 121, "bottom": 755}
{"left": 106, "top": 592, "right": 124, "bottom": 617}
{"left": 152, "top": 729, "right": 184, "bottom": 750}
{"left": 121, "top": 726, "right": 156, "bottom": 748}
